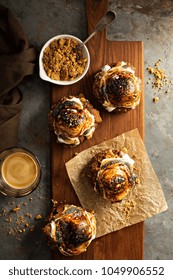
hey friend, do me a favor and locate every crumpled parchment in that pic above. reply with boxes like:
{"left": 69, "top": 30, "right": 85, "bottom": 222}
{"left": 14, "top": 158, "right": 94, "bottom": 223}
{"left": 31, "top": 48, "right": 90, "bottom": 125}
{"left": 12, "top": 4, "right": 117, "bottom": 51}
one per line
{"left": 65, "top": 128, "right": 168, "bottom": 238}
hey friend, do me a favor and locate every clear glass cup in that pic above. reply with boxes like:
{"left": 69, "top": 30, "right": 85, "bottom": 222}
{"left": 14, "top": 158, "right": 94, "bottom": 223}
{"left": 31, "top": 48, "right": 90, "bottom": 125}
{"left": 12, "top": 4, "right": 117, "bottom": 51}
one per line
{"left": 0, "top": 147, "right": 41, "bottom": 197}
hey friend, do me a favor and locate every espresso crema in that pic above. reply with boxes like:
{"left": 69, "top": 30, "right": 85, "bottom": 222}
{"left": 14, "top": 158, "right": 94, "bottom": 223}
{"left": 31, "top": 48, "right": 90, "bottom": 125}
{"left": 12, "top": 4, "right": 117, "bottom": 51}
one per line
{"left": 1, "top": 152, "right": 38, "bottom": 189}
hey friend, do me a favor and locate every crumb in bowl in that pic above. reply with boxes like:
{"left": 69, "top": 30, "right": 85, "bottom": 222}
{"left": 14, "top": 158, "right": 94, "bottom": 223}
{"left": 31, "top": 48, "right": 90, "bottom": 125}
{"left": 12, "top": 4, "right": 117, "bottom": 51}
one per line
{"left": 42, "top": 38, "right": 87, "bottom": 81}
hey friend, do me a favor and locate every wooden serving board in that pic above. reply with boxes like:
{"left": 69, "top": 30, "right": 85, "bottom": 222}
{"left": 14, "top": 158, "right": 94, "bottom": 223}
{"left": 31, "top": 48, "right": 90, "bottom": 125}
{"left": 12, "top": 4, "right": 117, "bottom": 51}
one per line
{"left": 50, "top": 0, "right": 144, "bottom": 259}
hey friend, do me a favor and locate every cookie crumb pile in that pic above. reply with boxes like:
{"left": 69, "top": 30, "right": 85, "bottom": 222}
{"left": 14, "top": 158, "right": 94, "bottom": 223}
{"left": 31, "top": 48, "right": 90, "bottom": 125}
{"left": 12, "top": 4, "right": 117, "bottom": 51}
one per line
{"left": 146, "top": 59, "right": 172, "bottom": 103}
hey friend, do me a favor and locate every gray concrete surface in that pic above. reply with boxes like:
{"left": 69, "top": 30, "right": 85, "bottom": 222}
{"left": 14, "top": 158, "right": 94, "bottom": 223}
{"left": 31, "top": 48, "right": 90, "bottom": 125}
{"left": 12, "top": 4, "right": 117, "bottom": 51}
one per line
{"left": 0, "top": 0, "right": 172, "bottom": 260}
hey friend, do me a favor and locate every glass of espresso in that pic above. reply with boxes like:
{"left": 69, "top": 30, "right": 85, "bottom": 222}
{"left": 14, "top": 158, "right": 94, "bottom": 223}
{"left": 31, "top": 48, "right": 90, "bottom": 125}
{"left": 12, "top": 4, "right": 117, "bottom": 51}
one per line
{"left": 0, "top": 147, "right": 41, "bottom": 197}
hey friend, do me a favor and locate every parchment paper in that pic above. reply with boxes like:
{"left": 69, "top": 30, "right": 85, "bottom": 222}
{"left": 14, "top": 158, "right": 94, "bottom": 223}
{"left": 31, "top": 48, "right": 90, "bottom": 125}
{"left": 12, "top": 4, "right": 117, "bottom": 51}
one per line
{"left": 65, "top": 129, "right": 168, "bottom": 238}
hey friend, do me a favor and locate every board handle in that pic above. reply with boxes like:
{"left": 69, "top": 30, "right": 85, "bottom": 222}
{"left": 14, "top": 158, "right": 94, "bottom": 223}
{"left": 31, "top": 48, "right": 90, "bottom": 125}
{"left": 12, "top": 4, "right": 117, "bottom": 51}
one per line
{"left": 86, "top": 0, "right": 109, "bottom": 37}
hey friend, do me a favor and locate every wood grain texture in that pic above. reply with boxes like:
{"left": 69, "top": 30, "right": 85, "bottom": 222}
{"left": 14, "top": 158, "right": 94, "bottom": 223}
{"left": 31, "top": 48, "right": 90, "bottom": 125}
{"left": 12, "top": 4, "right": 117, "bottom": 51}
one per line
{"left": 50, "top": 0, "right": 144, "bottom": 259}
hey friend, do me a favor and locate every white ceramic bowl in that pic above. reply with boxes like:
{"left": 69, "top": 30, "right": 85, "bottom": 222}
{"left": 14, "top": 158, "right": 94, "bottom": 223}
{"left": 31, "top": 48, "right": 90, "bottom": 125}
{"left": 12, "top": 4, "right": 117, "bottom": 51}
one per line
{"left": 39, "top": 34, "right": 90, "bottom": 85}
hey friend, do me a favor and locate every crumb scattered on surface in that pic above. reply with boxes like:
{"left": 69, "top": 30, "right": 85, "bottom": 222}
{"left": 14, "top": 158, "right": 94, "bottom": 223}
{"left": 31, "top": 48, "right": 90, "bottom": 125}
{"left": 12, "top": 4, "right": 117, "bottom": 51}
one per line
{"left": 153, "top": 96, "right": 159, "bottom": 103}
{"left": 147, "top": 59, "right": 168, "bottom": 89}
{"left": 123, "top": 200, "right": 136, "bottom": 219}
{"left": 0, "top": 200, "right": 44, "bottom": 239}
{"left": 11, "top": 206, "right": 20, "bottom": 213}
{"left": 146, "top": 59, "right": 172, "bottom": 102}
{"left": 35, "top": 214, "right": 42, "bottom": 220}
{"left": 25, "top": 212, "right": 32, "bottom": 219}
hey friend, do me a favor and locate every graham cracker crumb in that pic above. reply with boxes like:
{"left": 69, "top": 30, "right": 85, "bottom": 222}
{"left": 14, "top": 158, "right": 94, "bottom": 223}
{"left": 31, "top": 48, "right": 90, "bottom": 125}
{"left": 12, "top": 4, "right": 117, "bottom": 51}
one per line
{"left": 11, "top": 206, "right": 20, "bottom": 213}
{"left": 146, "top": 59, "right": 172, "bottom": 102}
{"left": 153, "top": 96, "right": 159, "bottom": 103}
{"left": 35, "top": 214, "right": 42, "bottom": 220}
{"left": 1, "top": 199, "right": 43, "bottom": 239}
